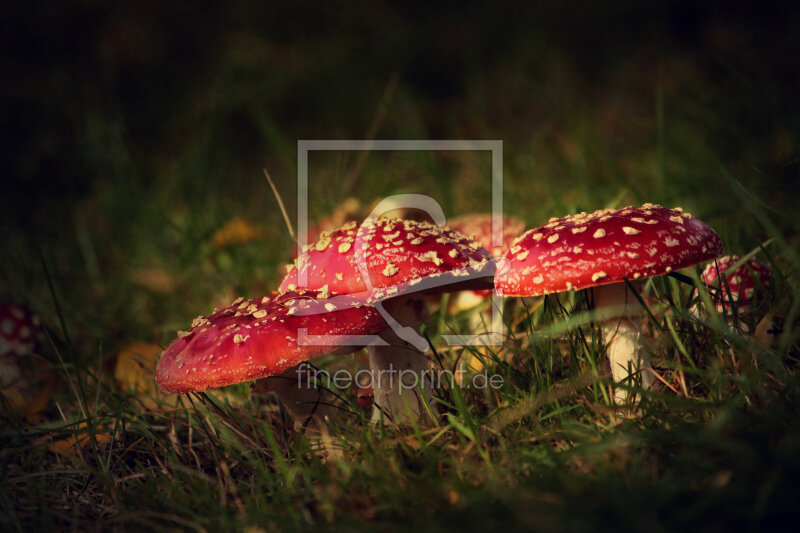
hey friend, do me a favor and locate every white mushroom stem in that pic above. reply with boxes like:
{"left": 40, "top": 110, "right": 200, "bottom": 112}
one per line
{"left": 369, "top": 297, "right": 434, "bottom": 425}
{"left": 593, "top": 283, "right": 655, "bottom": 404}
{"left": 253, "top": 365, "right": 341, "bottom": 431}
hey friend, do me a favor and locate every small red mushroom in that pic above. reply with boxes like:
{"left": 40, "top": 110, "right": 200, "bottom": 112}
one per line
{"left": 0, "top": 303, "right": 41, "bottom": 389}
{"left": 496, "top": 204, "right": 723, "bottom": 402}
{"left": 280, "top": 217, "right": 492, "bottom": 302}
{"left": 156, "top": 289, "right": 387, "bottom": 428}
{"left": 699, "top": 255, "right": 772, "bottom": 322}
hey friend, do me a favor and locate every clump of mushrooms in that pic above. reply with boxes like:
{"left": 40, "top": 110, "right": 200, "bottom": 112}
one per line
{"left": 280, "top": 216, "right": 494, "bottom": 424}
{"left": 496, "top": 204, "right": 723, "bottom": 403}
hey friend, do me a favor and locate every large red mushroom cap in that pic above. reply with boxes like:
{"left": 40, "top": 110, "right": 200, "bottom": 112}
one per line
{"left": 279, "top": 217, "right": 494, "bottom": 301}
{"left": 496, "top": 204, "right": 723, "bottom": 296}
{"left": 699, "top": 255, "right": 772, "bottom": 316}
{"left": 156, "top": 290, "right": 387, "bottom": 394}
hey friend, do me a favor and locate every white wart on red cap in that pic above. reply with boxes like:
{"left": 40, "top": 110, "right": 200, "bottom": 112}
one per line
{"left": 448, "top": 214, "right": 526, "bottom": 258}
{"left": 700, "top": 255, "right": 772, "bottom": 315}
{"left": 156, "top": 290, "right": 386, "bottom": 394}
{"left": 496, "top": 204, "right": 724, "bottom": 296}
{"left": 0, "top": 303, "right": 40, "bottom": 358}
{"left": 279, "top": 217, "right": 494, "bottom": 302}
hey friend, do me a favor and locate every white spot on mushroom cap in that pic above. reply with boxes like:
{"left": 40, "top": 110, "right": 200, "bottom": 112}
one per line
{"left": 418, "top": 251, "right": 443, "bottom": 265}
{"left": 382, "top": 262, "right": 399, "bottom": 277}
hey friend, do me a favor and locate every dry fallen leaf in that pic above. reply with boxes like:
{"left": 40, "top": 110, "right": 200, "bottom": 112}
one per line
{"left": 115, "top": 342, "right": 162, "bottom": 393}
{"left": 49, "top": 421, "right": 112, "bottom": 455}
{"left": 1, "top": 385, "right": 26, "bottom": 413}
{"left": 132, "top": 266, "right": 175, "bottom": 293}
{"left": 22, "top": 377, "right": 55, "bottom": 419}
{"left": 115, "top": 342, "right": 242, "bottom": 409}
{"left": 0, "top": 357, "right": 56, "bottom": 422}
{"left": 211, "top": 217, "right": 262, "bottom": 249}
{"left": 115, "top": 342, "right": 181, "bottom": 408}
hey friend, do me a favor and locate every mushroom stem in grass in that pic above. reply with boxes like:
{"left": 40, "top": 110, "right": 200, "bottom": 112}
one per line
{"left": 369, "top": 297, "right": 434, "bottom": 424}
{"left": 592, "top": 283, "right": 654, "bottom": 403}
{"left": 495, "top": 204, "right": 723, "bottom": 406}
{"left": 253, "top": 366, "right": 340, "bottom": 431}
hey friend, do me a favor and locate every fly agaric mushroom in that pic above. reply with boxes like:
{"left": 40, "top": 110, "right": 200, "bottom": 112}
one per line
{"left": 496, "top": 204, "right": 723, "bottom": 403}
{"left": 156, "top": 289, "right": 387, "bottom": 428}
{"left": 0, "top": 303, "right": 41, "bottom": 390}
{"left": 696, "top": 255, "right": 778, "bottom": 349}
{"left": 697, "top": 255, "right": 772, "bottom": 331}
{"left": 0, "top": 303, "right": 51, "bottom": 418}
{"left": 280, "top": 216, "right": 494, "bottom": 423}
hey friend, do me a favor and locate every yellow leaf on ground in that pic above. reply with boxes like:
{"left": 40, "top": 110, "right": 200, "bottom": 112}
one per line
{"left": 1, "top": 362, "right": 56, "bottom": 422}
{"left": 132, "top": 266, "right": 175, "bottom": 293}
{"left": 115, "top": 343, "right": 162, "bottom": 393}
{"left": 23, "top": 377, "right": 55, "bottom": 419}
{"left": 211, "top": 217, "right": 262, "bottom": 249}
{"left": 1, "top": 385, "right": 26, "bottom": 412}
{"left": 115, "top": 342, "right": 182, "bottom": 408}
{"left": 49, "top": 421, "right": 111, "bottom": 455}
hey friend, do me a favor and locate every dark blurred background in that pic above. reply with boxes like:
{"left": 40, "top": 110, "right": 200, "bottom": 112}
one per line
{"left": 1, "top": 0, "right": 798, "bottom": 346}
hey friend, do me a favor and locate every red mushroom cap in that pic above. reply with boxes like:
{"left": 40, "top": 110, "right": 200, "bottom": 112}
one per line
{"left": 495, "top": 204, "right": 723, "bottom": 296}
{"left": 279, "top": 217, "right": 494, "bottom": 302}
{"left": 156, "top": 290, "right": 387, "bottom": 394}
{"left": 448, "top": 214, "right": 526, "bottom": 258}
{"left": 0, "top": 303, "right": 40, "bottom": 358}
{"left": 699, "top": 255, "right": 772, "bottom": 315}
